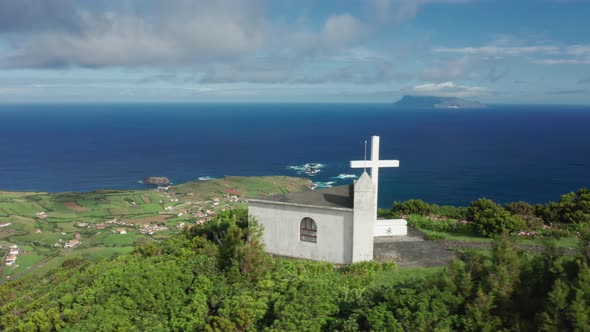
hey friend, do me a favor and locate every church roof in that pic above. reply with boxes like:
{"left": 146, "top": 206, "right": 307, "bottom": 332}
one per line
{"left": 249, "top": 184, "right": 354, "bottom": 210}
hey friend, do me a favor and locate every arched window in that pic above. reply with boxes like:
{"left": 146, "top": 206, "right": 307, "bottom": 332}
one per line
{"left": 300, "top": 217, "right": 317, "bottom": 243}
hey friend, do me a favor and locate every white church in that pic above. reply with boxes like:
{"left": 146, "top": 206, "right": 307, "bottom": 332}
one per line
{"left": 248, "top": 136, "right": 407, "bottom": 264}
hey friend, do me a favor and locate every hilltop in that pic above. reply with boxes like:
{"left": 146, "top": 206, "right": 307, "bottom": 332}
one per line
{"left": 393, "top": 95, "right": 486, "bottom": 109}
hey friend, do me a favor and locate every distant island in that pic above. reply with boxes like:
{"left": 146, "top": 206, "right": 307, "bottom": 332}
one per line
{"left": 393, "top": 95, "right": 486, "bottom": 109}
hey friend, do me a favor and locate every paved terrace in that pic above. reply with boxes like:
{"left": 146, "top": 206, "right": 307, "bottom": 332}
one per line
{"left": 374, "top": 227, "right": 455, "bottom": 268}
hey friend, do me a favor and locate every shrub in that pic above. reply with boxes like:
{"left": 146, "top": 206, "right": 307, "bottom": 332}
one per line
{"left": 431, "top": 204, "right": 468, "bottom": 219}
{"left": 468, "top": 198, "right": 526, "bottom": 237}
{"left": 538, "top": 226, "right": 569, "bottom": 239}
{"left": 392, "top": 199, "right": 433, "bottom": 216}
{"left": 346, "top": 260, "right": 397, "bottom": 276}
{"left": 408, "top": 215, "right": 454, "bottom": 232}
{"left": 536, "top": 188, "right": 590, "bottom": 224}
{"left": 505, "top": 201, "right": 534, "bottom": 216}
{"left": 407, "top": 215, "right": 476, "bottom": 236}
{"left": 377, "top": 208, "right": 399, "bottom": 219}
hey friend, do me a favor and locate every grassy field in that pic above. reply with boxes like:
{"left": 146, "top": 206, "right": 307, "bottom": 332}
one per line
{"left": 0, "top": 176, "right": 311, "bottom": 280}
{"left": 417, "top": 227, "right": 580, "bottom": 249}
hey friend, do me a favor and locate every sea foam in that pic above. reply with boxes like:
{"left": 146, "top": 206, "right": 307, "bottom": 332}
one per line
{"left": 286, "top": 163, "right": 325, "bottom": 176}
{"left": 332, "top": 173, "right": 358, "bottom": 179}
{"left": 311, "top": 181, "right": 335, "bottom": 190}
{"left": 198, "top": 176, "right": 213, "bottom": 181}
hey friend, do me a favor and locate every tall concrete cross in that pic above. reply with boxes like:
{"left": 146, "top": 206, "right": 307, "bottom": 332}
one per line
{"left": 350, "top": 136, "right": 399, "bottom": 209}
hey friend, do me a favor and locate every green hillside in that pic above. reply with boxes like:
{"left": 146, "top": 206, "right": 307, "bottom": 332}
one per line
{"left": 0, "top": 176, "right": 311, "bottom": 280}
{"left": 0, "top": 209, "right": 588, "bottom": 331}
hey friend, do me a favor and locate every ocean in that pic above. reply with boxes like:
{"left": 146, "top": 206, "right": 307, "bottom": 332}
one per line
{"left": 0, "top": 103, "right": 589, "bottom": 207}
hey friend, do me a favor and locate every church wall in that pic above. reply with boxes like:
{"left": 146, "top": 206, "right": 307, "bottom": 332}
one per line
{"left": 374, "top": 219, "right": 408, "bottom": 236}
{"left": 249, "top": 202, "right": 354, "bottom": 264}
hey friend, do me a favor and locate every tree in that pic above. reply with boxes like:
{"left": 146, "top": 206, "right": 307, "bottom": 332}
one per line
{"left": 537, "top": 188, "right": 590, "bottom": 224}
{"left": 468, "top": 198, "right": 525, "bottom": 237}
{"left": 392, "top": 199, "right": 433, "bottom": 216}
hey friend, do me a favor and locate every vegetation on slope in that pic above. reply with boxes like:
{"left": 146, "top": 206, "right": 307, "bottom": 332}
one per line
{"left": 379, "top": 188, "right": 590, "bottom": 247}
{"left": 1, "top": 208, "right": 589, "bottom": 331}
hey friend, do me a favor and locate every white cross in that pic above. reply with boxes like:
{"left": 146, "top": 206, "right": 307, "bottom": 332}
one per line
{"left": 350, "top": 136, "right": 399, "bottom": 207}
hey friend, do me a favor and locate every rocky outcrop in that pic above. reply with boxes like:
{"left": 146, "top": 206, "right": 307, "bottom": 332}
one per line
{"left": 144, "top": 177, "right": 170, "bottom": 186}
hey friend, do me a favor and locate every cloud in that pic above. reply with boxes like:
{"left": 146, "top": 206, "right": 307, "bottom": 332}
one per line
{"left": 0, "top": 87, "right": 35, "bottom": 95}
{"left": 550, "top": 89, "right": 588, "bottom": 95}
{"left": 274, "top": 13, "right": 365, "bottom": 60}
{"left": 485, "top": 67, "right": 509, "bottom": 82}
{"left": 405, "top": 81, "right": 489, "bottom": 98}
{"left": 433, "top": 45, "right": 560, "bottom": 56}
{"left": 532, "top": 59, "right": 590, "bottom": 65}
{"left": 0, "top": 0, "right": 81, "bottom": 33}
{"left": 322, "top": 14, "right": 363, "bottom": 47}
{"left": 294, "top": 63, "right": 408, "bottom": 84}
{"left": 373, "top": 0, "right": 475, "bottom": 23}
{"left": 531, "top": 44, "right": 590, "bottom": 65}
{"left": 0, "top": 0, "right": 268, "bottom": 68}
{"left": 200, "top": 62, "right": 293, "bottom": 84}
{"left": 421, "top": 56, "right": 476, "bottom": 81}
{"left": 421, "top": 53, "right": 508, "bottom": 83}
{"left": 566, "top": 45, "right": 590, "bottom": 56}
{"left": 0, "top": 0, "right": 370, "bottom": 86}
{"left": 434, "top": 42, "right": 590, "bottom": 65}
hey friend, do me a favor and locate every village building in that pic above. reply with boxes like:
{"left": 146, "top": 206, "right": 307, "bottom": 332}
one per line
{"left": 65, "top": 239, "right": 80, "bottom": 248}
{"left": 5, "top": 254, "right": 17, "bottom": 266}
{"left": 249, "top": 136, "right": 407, "bottom": 264}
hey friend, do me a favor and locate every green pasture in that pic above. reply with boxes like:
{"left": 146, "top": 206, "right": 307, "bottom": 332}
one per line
{"left": 33, "top": 246, "right": 58, "bottom": 257}
{"left": 18, "top": 255, "right": 67, "bottom": 278}
{"left": 0, "top": 177, "right": 312, "bottom": 279}
{"left": 12, "top": 232, "right": 64, "bottom": 247}
{"left": 0, "top": 191, "right": 41, "bottom": 200}
{"left": 3, "top": 219, "right": 37, "bottom": 234}
{"left": 57, "top": 222, "right": 84, "bottom": 233}
{"left": 174, "top": 176, "right": 311, "bottom": 199}
{"left": 74, "top": 209, "right": 113, "bottom": 218}
{"left": 7, "top": 254, "right": 46, "bottom": 275}
{"left": 0, "top": 201, "right": 43, "bottom": 217}
{"left": 98, "top": 232, "right": 144, "bottom": 247}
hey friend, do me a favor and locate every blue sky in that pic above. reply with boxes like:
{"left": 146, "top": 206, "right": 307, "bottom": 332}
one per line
{"left": 0, "top": 0, "right": 589, "bottom": 104}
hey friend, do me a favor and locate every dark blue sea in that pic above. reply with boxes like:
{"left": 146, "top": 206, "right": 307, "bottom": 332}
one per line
{"left": 0, "top": 103, "right": 589, "bottom": 207}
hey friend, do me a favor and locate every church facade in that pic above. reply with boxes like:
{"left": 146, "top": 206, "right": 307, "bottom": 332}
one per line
{"left": 248, "top": 172, "right": 376, "bottom": 264}
{"left": 248, "top": 136, "right": 407, "bottom": 264}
